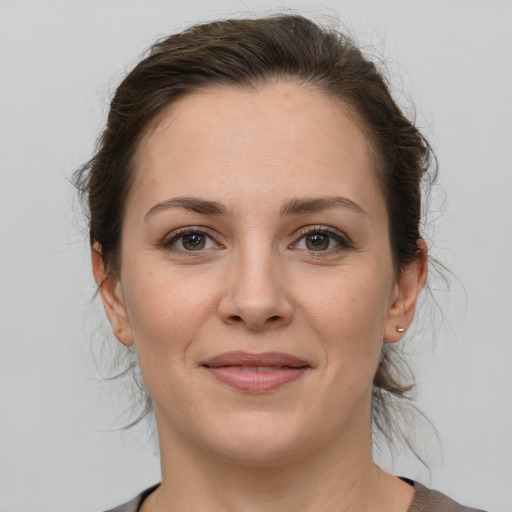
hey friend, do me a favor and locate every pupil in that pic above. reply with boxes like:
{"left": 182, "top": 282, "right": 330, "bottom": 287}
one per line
{"left": 307, "top": 233, "right": 329, "bottom": 250}
{"left": 187, "top": 235, "right": 201, "bottom": 245}
{"left": 311, "top": 234, "right": 324, "bottom": 246}
{"left": 183, "top": 234, "right": 205, "bottom": 250}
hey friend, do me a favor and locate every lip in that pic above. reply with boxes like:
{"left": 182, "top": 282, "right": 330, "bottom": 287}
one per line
{"left": 200, "top": 351, "right": 311, "bottom": 393}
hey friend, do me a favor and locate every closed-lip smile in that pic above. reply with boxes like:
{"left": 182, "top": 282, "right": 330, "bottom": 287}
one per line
{"left": 199, "top": 351, "right": 311, "bottom": 393}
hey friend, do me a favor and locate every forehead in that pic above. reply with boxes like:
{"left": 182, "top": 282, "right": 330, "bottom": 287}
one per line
{"left": 130, "top": 81, "right": 383, "bottom": 217}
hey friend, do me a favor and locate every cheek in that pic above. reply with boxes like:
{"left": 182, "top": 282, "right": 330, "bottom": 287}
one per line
{"left": 121, "top": 262, "right": 221, "bottom": 367}
{"left": 119, "top": 264, "right": 225, "bottom": 418}
{"left": 296, "top": 266, "right": 391, "bottom": 379}
{"left": 300, "top": 266, "right": 391, "bottom": 338}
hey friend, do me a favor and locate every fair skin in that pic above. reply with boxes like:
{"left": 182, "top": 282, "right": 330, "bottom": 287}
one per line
{"left": 93, "top": 81, "right": 427, "bottom": 512}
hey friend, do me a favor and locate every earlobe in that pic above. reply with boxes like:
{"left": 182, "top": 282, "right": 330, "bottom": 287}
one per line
{"left": 91, "top": 245, "right": 134, "bottom": 347}
{"left": 384, "top": 240, "right": 428, "bottom": 343}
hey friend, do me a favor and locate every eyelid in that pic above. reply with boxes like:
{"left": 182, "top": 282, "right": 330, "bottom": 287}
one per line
{"left": 291, "top": 225, "right": 353, "bottom": 250}
{"left": 161, "top": 226, "right": 223, "bottom": 251}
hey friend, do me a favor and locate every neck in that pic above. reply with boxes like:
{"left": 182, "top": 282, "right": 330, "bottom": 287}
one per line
{"left": 144, "top": 409, "right": 413, "bottom": 512}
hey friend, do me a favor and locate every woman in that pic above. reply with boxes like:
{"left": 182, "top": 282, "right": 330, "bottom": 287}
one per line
{"left": 75, "top": 14, "right": 486, "bottom": 512}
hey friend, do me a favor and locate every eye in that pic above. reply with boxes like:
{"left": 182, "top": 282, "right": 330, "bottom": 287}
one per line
{"left": 292, "top": 226, "right": 351, "bottom": 252}
{"left": 164, "top": 228, "right": 218, "bottom": 252}
{"left": 304, "top": 233, "right": 331, "bottom": 251}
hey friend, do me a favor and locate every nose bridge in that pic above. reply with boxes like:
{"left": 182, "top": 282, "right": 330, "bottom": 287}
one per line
{"left": 219, "top": 235, "right": 292, "bottom": 329}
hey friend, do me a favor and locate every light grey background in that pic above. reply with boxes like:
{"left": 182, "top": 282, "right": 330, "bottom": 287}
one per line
{"left": 1, "top": 1, "right": 510, "bottom": 511}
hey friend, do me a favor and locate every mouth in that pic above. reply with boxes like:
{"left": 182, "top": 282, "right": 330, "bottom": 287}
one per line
{"left": 199, "top": 351, "right": 311, "bottom": 393}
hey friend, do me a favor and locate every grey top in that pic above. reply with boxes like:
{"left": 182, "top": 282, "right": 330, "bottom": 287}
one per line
{"left": 103, "top": 481, "right": 487, "bottom": 512}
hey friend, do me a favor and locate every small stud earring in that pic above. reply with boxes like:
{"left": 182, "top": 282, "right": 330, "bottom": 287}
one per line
{"left": 397, "top": 327, "right": 405, "bottom": 333}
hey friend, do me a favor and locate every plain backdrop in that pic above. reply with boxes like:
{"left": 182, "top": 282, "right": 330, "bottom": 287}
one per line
{"left": 0, "top": 1, "right": 511, "bottom": 511}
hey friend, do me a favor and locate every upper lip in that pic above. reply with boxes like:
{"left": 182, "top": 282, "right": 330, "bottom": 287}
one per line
{"left": 200, "top": 351, "right": 311, "bottom": 368}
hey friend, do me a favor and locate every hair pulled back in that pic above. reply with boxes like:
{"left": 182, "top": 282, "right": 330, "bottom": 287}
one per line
{"left": 75, "top": 14, "right": 436, "bottom": 445}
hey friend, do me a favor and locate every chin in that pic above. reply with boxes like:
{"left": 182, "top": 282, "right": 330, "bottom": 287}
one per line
{"left": 198, "top": 411, "right": 311, "bottom": 465}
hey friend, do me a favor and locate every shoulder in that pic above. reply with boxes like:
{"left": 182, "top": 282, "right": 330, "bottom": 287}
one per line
{"left": 102, "top": 484, "right": 160, "bottom": 512}
{"left": 409, "top": 481, "right": 488, "bottom": 512}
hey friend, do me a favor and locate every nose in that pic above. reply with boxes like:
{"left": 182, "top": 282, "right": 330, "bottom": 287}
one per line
{"left": 218, "top": 244, "right": 293, "bottom": 331}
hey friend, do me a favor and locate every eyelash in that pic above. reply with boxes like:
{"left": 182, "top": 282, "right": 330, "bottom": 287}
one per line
{"left": 161, "top": 225, "right": 353, "bottom": 255}
{"left": 162, "top": 227, "right": 221, "bottom": 254}
{"left": 292, "top": 225, "right": 353, "bottom": 253}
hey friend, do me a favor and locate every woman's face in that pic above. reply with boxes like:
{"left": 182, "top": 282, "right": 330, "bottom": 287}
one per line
{"left": 96, "top": 82, "right": 424, "bottom": 464}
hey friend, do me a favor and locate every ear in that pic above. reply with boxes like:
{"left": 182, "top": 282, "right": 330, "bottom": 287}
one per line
{"left": 384, "top": 240, "right": 428, "bottom": 343}
{"left": 91, "top": 244, "right": 134, "bottom": 347}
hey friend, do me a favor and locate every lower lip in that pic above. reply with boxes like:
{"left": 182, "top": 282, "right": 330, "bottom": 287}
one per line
{"left": 204, "top": 366, "right": 309, "bottom": 393}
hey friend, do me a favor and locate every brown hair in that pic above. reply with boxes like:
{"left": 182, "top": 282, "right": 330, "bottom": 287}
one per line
{"left": 75, "top": 14, "right": 436, "bottom": 447}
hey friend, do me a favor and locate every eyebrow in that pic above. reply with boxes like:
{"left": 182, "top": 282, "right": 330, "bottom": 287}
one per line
{"left": 144, "top": 197, "right": 228, "bottom": 219}
{"left": 144, "top": 195, "right": 366, "bottom": 220}
{"left": 280, "top": 196, "right": 366, "bottom": 217}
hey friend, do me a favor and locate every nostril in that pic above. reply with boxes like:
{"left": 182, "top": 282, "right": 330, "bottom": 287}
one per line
{"left": 232, "top": 315, "right": 242, "bottom": 322}
{"left": 268, "top": 316, "right": 280, "bottom": 322}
